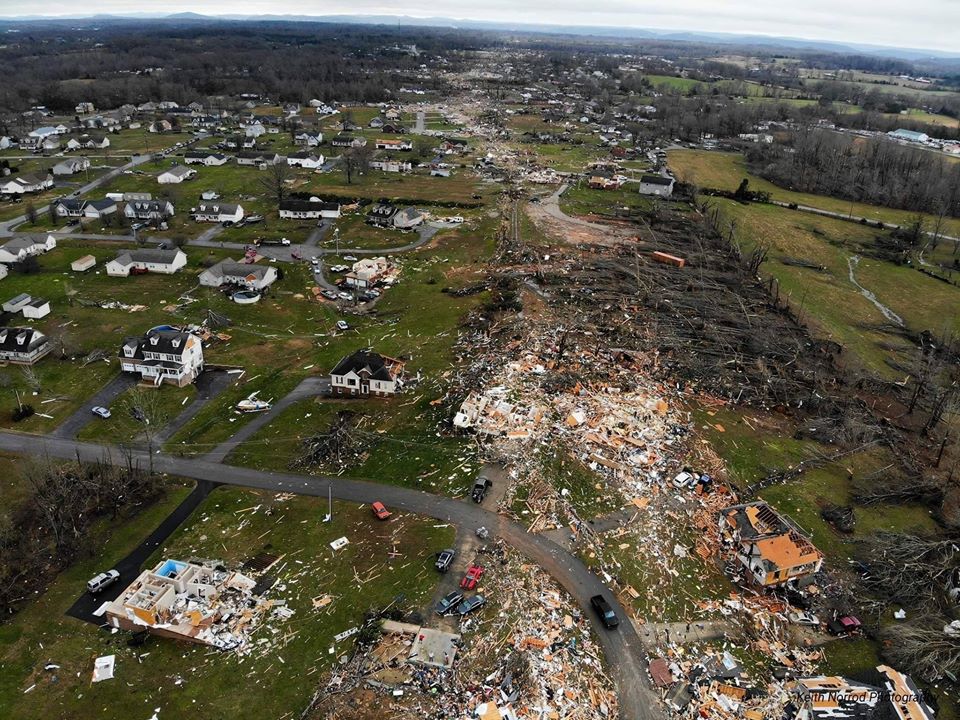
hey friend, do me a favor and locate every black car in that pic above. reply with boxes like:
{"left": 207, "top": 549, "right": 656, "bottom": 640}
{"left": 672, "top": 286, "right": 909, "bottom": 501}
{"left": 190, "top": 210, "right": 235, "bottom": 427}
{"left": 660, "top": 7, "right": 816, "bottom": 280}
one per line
{"left": 456, "top": 594, "right": 486, "bottom": 616}
{"left": 435, "top": 590, "right": 464, "bottom": 615}
{"left": 435, "top": 548, "right": 455, "bottom": 573}
{"left": 471, "top": 476, "right": 492, "bottom": 503}
{"left": 590, "top": 594, "right": 620, "bottom": 629}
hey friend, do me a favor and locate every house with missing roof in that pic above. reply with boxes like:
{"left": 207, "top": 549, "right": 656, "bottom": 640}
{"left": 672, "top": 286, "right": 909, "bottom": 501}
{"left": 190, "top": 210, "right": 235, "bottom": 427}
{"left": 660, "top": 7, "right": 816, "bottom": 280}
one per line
{"left": 330, "top": 349, "right": 405, "bottom": 397}
{"left": 119, "top": 329, "right": 203, "bottom": 387}
{"left": 719, "top": 501, "right": 823, "bottom": 587}
{"left": 106, "top": 248, "right": 187, "bottom": 277}
{"left": 792, "top": 665, "right": 935, "bottom": 719}
{"left": 0, "top": 327, "right": 51, "bottom": 365}
{"left": 199, "top": 261, "right": 278, "bottom": 291}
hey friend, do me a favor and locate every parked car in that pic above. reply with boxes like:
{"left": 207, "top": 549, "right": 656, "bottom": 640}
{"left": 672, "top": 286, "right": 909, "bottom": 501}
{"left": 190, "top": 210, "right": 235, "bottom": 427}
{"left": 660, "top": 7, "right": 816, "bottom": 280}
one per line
{"left": 460, "top": 564, "right": 484, "bottom": 590}
{"left": 827, "top": 615, "right": 863, "bottom": 636}
{"left": 456, "top": 594, "right": 486, "bottom": 616}
{"left": 91, "top": 406, "right": 112, "bottom": 419}
{"left": 789, "top": 611, "right": 821, "bottom": 626}
{"left": 310, "top": 257, "right": 320, "bottom": 265}
{"left": 337, "top": 292, "right": 354, "bottom": 301}
{"left": 672, "top": 471, "right": 696, "bottom": 489}
{"left": 590, "top": 594, "right": 620, "bottom": 629}
{"left": 329, "top": 264, "right": 349, "bottom": 272}
{"left": 87, "top": 569, "right": 120, "bottom": 594}
{"left": 321, "top": 290, "right": 338, "bottom": 300}
{"left": 435, "top": 590, "right": 464, "bottom": 615}
{"left": 435, "top": 548, "right": 455, "bottom": 573}
{"left": 343, "top": 255, "right": 358, "bottom": 262}
{"left": 336, "top": 320, "right": 350, "bottom": 331}
{"left": 371, "top": 501, "right": 391, "bottom": 520}
{"left": 246, "top": 214, "right": 264, "bottom": 224}
{"left": 471, "top": 475, "right": 492, "bottom": 503}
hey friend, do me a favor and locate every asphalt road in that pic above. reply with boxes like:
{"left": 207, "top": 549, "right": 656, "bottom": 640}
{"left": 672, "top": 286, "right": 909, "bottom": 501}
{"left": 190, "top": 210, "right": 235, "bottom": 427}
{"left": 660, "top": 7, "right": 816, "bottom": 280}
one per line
{"left": 0, "top": 430, "right": 662, "bottom": 720}
{"left": 51, "top": 373, "right": 138, "bottom": 439}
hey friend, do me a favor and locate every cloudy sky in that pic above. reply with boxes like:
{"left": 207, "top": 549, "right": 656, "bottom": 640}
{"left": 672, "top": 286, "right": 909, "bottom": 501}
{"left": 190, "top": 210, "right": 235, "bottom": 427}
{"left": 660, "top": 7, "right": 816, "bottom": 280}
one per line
{"left": 2, "top": 0, "right": 958, "bottom": 53}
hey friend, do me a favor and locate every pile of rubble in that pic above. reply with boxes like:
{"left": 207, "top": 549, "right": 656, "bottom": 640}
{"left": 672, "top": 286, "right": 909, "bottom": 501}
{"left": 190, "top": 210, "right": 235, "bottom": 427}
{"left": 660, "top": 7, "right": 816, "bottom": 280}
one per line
{"left": 308, "top": 541, "right": 617, "bottom": 720}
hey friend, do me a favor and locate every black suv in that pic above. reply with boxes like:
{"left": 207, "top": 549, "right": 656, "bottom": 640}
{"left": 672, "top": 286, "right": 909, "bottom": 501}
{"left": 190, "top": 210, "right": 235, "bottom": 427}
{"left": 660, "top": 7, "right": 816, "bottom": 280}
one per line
{"left": 471, "top": 476, "right": 492, "bottom": 503}
{"left": 590, "top": 595, "right": 620, "bottom": 629}
{"left": 435, "top": 548, "right": 455, "bottom": 573}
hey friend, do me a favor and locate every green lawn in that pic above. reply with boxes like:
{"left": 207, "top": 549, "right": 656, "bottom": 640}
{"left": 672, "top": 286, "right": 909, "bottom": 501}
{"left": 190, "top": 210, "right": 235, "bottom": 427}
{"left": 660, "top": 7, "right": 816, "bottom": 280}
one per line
{"left": 559, "top": 184, "right": 656, "bottom": 217}
{"left": 76, "top": 384, "right": 196, "bottom": 445}
{"left": 0, "top": 484, "right": 454, "bottom": 720}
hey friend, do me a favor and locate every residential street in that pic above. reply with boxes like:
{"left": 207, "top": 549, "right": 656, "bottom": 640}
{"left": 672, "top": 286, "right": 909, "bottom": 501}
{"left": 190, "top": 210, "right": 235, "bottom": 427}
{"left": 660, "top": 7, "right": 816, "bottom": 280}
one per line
{"left": 0, "top": 429, "right": 663, "bottom": 720}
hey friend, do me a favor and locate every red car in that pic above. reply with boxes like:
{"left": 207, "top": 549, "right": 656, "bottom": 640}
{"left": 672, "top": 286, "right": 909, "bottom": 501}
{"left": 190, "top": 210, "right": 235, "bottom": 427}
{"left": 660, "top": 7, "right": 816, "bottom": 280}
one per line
{"left": 460, "top": 564, "right": 484, "bottom": 590}
{"left": 371, "top": 501, "right": 392, "bottom": 520}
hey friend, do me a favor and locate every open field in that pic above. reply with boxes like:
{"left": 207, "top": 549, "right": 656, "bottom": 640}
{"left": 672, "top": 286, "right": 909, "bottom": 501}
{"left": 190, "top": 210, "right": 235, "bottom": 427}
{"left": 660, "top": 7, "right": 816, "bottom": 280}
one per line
{"left": 668, "top": 149, "right": 960, "bottom": 236}
{"left": 0, "top": 484, "right": 454, "bottom": 720}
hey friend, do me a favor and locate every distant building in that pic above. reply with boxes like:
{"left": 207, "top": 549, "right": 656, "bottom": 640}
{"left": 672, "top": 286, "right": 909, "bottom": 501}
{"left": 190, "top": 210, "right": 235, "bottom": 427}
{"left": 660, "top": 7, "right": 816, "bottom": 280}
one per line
{"left": 157, "top": 165, "right": 196, "bottom": 184}
{"left": 125, "top": 200, "right": 174, "bottom": 222}
{"left": 119, "top": 329, "right": 204, "bottom": 387}
{"left": 888, "top": 128, "right": 930, "bottom": 144}
{"left": 184, "top": 151, "right": 229, "bottom": 166}
{"left": 199, "top": 261, "right": 278, "bottom": 291}
{"left": 106, "top": 248, "right": 187, "bottom": 277}
{"left": 278, "top": 199, "right": 340, "bottom": 220}
{"left": 330, "top": 349, "right": 405, "bottom": 397}
{"left": 53, "top": 157, "right": 91, "bottom": 176}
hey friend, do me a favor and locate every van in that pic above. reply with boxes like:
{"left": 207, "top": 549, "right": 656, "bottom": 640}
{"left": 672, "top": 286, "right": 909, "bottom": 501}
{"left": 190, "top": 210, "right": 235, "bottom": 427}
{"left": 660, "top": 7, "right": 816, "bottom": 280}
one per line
{"left": 86, "top": 569, "right": 120, "bottom": 594}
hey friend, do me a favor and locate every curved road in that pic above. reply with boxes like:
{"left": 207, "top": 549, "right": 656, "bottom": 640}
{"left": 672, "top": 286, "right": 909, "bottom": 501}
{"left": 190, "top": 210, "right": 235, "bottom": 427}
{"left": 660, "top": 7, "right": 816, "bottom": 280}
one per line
{"left": 0, "top": 430, "right": 661, "bottom": 720}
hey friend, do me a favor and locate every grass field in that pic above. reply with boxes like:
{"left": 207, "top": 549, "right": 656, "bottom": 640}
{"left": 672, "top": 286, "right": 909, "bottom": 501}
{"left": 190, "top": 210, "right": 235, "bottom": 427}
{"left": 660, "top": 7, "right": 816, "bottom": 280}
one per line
{"left": 559, "top": 184, "right": 656, "bottom": 217}
{"left": 0, "top": 484, "right": 454, "bottom": 720}
{"left": 667, "top": 150, "right": 960, "bottom": 237}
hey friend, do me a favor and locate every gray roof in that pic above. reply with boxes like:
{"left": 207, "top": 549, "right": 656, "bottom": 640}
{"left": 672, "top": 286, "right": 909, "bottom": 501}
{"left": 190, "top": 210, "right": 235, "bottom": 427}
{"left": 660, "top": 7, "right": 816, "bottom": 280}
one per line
{"left": 113, "top": 248, "right": 183, "bottom": 265}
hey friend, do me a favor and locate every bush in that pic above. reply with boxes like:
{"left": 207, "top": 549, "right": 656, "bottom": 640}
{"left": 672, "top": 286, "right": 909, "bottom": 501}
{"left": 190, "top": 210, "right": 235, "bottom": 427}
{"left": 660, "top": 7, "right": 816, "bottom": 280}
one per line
{"left": 12, "top": 404, "right": 34, "bottom": 422}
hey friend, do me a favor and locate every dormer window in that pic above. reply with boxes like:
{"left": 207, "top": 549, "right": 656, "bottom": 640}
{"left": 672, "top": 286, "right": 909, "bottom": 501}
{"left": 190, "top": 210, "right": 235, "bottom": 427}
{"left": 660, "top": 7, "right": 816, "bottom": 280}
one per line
{"left": 16, "top": 332, "right": 26, "bottom": 345}
{"left": 149, "top": 336, "right": 159, "bottom": 345}
{"left": 171, "top": 338, "right": 180, "bottom": 349}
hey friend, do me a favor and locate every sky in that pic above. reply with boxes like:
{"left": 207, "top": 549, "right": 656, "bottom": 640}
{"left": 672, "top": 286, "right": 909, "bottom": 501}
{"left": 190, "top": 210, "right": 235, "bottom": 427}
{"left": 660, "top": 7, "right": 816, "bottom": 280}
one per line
{"left": 0, "top": 0, "right": 958, "bottom": 54}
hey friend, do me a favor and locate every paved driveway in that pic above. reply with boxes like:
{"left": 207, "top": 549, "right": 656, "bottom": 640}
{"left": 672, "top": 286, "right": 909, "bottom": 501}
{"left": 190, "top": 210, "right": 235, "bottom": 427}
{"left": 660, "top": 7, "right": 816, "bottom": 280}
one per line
{"left": 50, "top": 373, "right": 139, "bottom": 439}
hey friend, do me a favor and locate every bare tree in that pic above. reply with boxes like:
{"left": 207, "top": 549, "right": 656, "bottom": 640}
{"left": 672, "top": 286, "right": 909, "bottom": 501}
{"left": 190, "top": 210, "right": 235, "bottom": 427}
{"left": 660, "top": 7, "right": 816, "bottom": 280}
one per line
{"left": 341, "top": 143, "right": 372, "bottom": 185}
{"left": 257, "top": 161, "right": 293, "bottom": 205}
{"left": 24, "top": 202, "right": 37, "bottom": 225}
{"left": 123, "top": 387, "right": 170, "bottom": 445}
{"left": 883, "top": 615, "right": 960, "bottom": 681}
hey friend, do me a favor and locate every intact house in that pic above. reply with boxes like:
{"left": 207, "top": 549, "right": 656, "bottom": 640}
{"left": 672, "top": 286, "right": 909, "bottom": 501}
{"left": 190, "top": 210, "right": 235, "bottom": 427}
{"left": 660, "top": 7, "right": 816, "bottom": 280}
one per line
{"left": 393, "top": 206, "right": 424, "bottom": 230}
{"left": 119, "top": 329, "right": 203, "bottom": 387}
{"left": 184, "top": 151, "right": 229, "bottom": 166}
{"left": 287, "top": 152, "right": 325, "bottom": 169}
{"left": 125, "top": 200, "right": 174, "bottom": 222}
{"left": 370, "top": 159, "right": 412, "bottom": 173}
{"left": 199, "top": 261, "right": 278, "bottom": 291}
{"left": 157, "top": 165, "right": 197, "bottom": 184}
{"left": 638, "top": 174, "right": 675, "bottom": 197}
{"left": 54, "top": 198, "right": 86, "bottom": 218}
{"left": 83, "top": 198, "right": 118, "bottom": 220}
{"left": 278, "top": 199, "right": 341, "bottom": 220}
{"left": 719, "top": 501, "right": 824, "bottom": 588}
{"left": 375, "top": 138, "right": 413, "bottom": 151}
{"left": 0, "top": 234, "right": 57, "bottom": 264}
{"left": 294, "top": 131, "right": 323, "bottom": 147}
{"left": 0, "top": 174, "right": 53, "bottom": 195}
{"left": 28, "top": 124, "right": 68, "bottom": 139}
{"left": 792, "top": 665, "right": 935, "bottom": 720}
{"left": 0, "top": 327, "right": 51, "bottom": 365}
{"left": 331, "top": 134, "right": 367, "bottom": 149}
{"left": 65, "top": 134, "right": 109, "bottom": 151}
{"left": 366, "top": 203, "right": 399, "bottom": 227}
{"left": 344, "top": 257, "right": 391, "bottom": 290}
{"left": 330, "top": 349, "right": 405, "bottom": 397}
{"left": 192, "top": 202, "right": 244, "bottom": 224}
{"left": 52, "top": 157, "right": 91, "bottom": 176}
{"left": 106, "top": 248, "right": 187, "bottom": 277}
{"left": 235, "top": 151, "right": 281, "bottom": 167}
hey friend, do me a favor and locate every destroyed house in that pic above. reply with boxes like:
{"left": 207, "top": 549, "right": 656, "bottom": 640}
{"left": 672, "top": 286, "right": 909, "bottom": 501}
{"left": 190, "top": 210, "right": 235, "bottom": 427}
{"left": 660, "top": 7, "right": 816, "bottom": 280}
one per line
{"left": 102, "top": 559, "right": 267, "bottom": 650}
{"left": 330, "top": 349, "right": 405, "bottom": 397}
{"left": 119, "top": 329, "right": 203, "bottom": 387}
{"left": 719, "top": 501, "right": 823, "bottom": 587}
{"left": 793, "top": 665, "right": 935, "bottom": 719}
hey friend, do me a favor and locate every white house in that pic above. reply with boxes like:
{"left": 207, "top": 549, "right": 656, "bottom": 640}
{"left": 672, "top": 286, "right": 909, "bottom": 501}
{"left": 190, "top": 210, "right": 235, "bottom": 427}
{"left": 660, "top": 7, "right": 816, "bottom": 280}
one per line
{"left": 125, "top": 200, "right": 174, "bottom": 221}
{"left": 0, "top": 264, "right": 7, "bottom": 281}
{"left": 157, "top": 166, "right": 196, "bottom": 184}
{"left": 393, "top": 207, "right": 424, "bottom": 230}
{"left": 22, "top": 298, "right": 50, "bottom": 319}
{"left": 53, "top": 157, "right": 91, "bottom": 176}
{"left": 75, "top": 102, "right": 96, "bottom": 114}
{"left": 28, "top": 125, "right": 68, "bottom": 139}
{"left": 375, "top": 138, "right": 413, "bottom": 151}
{"left": 192, "top": 202, "right": 244, "bottom": 224}
{"left": 0, "top": 174, "right": 53, "bottom": 195}
{"left": 199, "top": 261, "right": 278, "bottom": 291}
{"left": 278, "top": 199, "right": 341, "bottom": 220}
{"left": 119, "top": 329, "right": 204, "bottom": 387}
{"left": 235, "top": 151, "right": 281, "bottom": 167}
{"left": 54, "top": 198, "right": 86, "bottom": 217}
{"left": 294, "top": 131, "right": 323, "bottom": 147}
{"left": 243, "top": 122, "right": 266, "bottom": 138}
{"left": 83, "top": 198, "right": 118, "bottom": 220}
{"left": 184, "top": 151, "right": 229, "bottom": 166}
{"left": 330, "top": 349, "right": 405, "bottom": 397}
{"left": 287, "top": 152, "right": 325, "bottom": 169}
{"left": 0, "top": 327, "right": 50, "bottom": 365}
{"left": 0, "top": 235, "right": 56, "bottom": 264}
{"left": 106, "top": 248, "right": 187, "bottom": 277}
{"left": 344, "top": 257, "right": 390, "bottom": 290}
{"left": 638, "top": 174, "right": 675, "bottom": 197}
